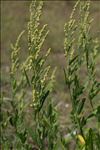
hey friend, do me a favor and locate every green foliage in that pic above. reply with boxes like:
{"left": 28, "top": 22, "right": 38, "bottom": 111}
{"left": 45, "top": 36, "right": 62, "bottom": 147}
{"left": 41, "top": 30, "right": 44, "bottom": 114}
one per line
{"left": 1, "top": 1, "right": 59, "bottom": 149}
{"left": 64, "top": 1, "right": 100, "bottom": 149}
{"left": 0, "top": 0, "right": 100, "bottom": 150}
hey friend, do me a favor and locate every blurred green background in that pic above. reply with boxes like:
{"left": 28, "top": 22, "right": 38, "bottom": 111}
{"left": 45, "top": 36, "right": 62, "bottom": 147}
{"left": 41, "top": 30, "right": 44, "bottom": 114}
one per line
{"left": 1, "top": 1, "right": 100, "bottom": 128}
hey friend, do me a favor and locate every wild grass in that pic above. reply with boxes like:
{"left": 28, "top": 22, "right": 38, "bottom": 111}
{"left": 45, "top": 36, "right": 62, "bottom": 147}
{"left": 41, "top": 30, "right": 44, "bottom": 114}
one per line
{"left": 0, "top": 1, "right": 100, "bottom": 150}
{"left": 64, "top": 1, "right": 100, "bottom": 149}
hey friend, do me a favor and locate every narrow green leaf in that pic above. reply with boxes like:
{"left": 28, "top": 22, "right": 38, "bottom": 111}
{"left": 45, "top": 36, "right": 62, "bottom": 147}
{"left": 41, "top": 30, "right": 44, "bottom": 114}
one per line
{"left": 87, "top": 129, "right": 93, "bottom": 150}
{"left": 69, "top": 55, "right": 78, "bottom": 65}
{"left": 38, "top": 90, "right": 50, "bottom": 112}
{"left": 24, "top": 69, "right": 31, "bottom": 87}
{"left": 77, "top": 98, "right": 86, "bottom": 114}
{"left": 96, "top": 106, "right": 100, "bottom": 122}
{"left": 63, "top": 68, "right": 69, "bottom": 86}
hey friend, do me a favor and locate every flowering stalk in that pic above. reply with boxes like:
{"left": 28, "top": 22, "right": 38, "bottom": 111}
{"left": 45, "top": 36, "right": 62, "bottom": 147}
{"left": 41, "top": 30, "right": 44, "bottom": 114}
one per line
{"left": 64, "top": 1, "right": 100, "bottom": 149}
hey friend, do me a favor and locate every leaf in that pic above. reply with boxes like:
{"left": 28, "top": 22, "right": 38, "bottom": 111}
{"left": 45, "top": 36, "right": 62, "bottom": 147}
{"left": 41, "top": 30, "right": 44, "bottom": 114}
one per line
{"left": 31, "top": 75, "right": 35, "bottom": 84}
{"left": 63, "top": 68, "right": 69, "bottom": 86}
{"left": 89, "top": 81, "right": 100, "bottom": 100}
{"left": 87, "top": 128, "right": 93, "bottom": 150}
{"left": 96, "top": 106, "right": 100, "bottom": 122}
{"left": 43, "top": 115, "right": 51, "bottom": 127}
{"left": 12, "top": 79, "right": 17, "bottom": 90}
{"left": 9, "top": 115, "right": 17, "bottom": 127}
{"left": 38, "top": 90, "right": 50, "bottom": 112}
{"left": 81, "top": 117, "right": 86, "bottom": 127}
{"left": 24, "top": 69, "right": 31, "bottom": 87}
{"left": 87, "top": 113, "right": 94, "bottom": 119}
{"left": 47, "top": 102, "right": 52, "bottom": 117}
{"left": 69, "top": 55, "right": 78, "bottom": 65}
{"left": 77, "top": 134, "right": 85, "bottom": 145}
{"left": 17, "top": 130, "right": 27, "bottom": 144}
{"left": 77, "top": 98, "right": 86, "bottom": 114}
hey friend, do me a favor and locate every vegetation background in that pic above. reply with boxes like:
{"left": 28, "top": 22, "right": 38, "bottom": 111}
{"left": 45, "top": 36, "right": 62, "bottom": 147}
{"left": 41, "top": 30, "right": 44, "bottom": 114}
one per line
{"left": 1, "top": 0, "right": 100, "bottom": 129}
